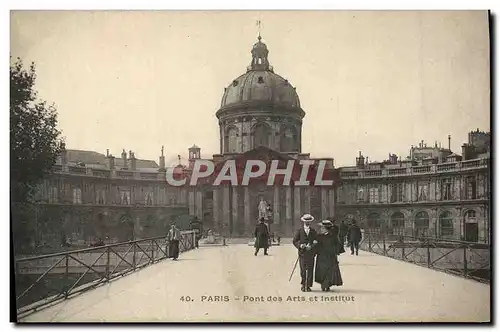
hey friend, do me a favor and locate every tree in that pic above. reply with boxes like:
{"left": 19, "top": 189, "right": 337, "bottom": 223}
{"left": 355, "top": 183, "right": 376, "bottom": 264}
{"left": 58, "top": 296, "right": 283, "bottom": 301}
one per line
{"left": 10, "top": 57, "right": 64, "bottom": 204}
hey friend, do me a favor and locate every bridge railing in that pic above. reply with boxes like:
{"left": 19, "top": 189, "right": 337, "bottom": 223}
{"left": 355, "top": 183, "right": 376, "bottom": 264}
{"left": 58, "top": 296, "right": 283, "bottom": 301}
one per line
{"left": 358, "top": 229, "right": 490, "bottom": 284}
{"left": 15, "top": 231, "right": 196, "bottom": 317}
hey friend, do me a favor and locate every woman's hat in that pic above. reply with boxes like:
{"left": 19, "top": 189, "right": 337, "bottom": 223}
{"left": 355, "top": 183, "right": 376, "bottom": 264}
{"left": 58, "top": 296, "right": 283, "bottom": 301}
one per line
{"left": 319, "top": 220, "right": 334, "bottom": 227}
{"left": 300, "top": 214, "right": 315, "bottom": 222}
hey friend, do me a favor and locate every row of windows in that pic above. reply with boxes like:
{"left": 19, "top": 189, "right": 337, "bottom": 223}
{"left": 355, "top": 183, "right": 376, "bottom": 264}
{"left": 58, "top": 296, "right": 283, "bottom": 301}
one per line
{"left": 350, "top": 176, "right": 480, "bottom": 204}
{"left": 47, "top": 187, "right": 178, "bottom": 205}
{"left": 225, "top": 125, "right": 298, "bottom": 153}
{"left": 362, "top": 210, "right": 477, "bottom": 237}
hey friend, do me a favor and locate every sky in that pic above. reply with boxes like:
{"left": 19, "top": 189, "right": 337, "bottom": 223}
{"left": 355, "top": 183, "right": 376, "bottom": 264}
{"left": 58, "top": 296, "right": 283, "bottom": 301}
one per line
{"left": 10, "top": 10, "right": 490, "bottom": 167}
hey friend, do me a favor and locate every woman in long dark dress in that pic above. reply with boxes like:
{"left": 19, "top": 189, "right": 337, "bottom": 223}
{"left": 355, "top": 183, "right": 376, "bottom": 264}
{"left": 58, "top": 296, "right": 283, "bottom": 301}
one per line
{"left": 314, "top": 220, "right": 343, "bottom": 292}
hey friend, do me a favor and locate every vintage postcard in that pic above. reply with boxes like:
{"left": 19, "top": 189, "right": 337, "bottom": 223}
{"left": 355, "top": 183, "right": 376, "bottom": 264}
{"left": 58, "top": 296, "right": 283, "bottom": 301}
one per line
{"left": 10, "top": 10, "right": 491, "bottom": 323}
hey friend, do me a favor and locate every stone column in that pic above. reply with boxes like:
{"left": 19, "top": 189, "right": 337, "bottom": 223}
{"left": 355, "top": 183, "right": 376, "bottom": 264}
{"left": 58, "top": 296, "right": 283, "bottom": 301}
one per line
{"left": 188, "top": 189, "right": 195, "bottom": 216}
{"left": 244, "top": 186, "right": 251, "bottom": 236}
{"left": 273, "top": 185, "right": 280, "bottom": 235}
{"left": 303, "top": 187, "right": 311, "bottom": 214}
{"left": 428, "top": 209, "right": 437, "bottom": 237}
{"left": 213, "top": 187, "right": 220, "bottom": 227}
{"left": 328, "top": 188, "right": 335, "bottom": 219}
{"left": 293, "top": 186, "right": 301, "bottom": 230}
{"left": 285, "top": 187, "right": 293, "bottom": 236}
{"left": 222, "top": 186, "right": 231, "bottom": 236}
{"left": 321, "top": 188, "right": 328, "bottom": 220}
{"left": 196, "top": 190, "right": 203, "bottom": 220}
{"left": 232, "top": 187, "right": 239, "bottom": 235}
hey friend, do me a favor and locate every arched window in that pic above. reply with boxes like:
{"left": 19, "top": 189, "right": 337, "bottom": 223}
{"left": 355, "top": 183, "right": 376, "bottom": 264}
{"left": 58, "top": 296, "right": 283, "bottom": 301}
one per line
{"left": 391, "top": 212, "right": 405, "bottom": 235}
{"left": 72, "top": 188, "right": 82, "bottom": 204}
{"left": 439, "top": 211, "right": 454, "bottom": 237}
{"left": 464, "top": 210, "right": 478, "bottom": 242}
{"left": 253, "top": 123, "right": 271, "bottom": 148}
{"left": 226, "top": 127, "right": 239, "bottom": 153}
{"left": 280, "top": 126, "right": 296, "bottom": 152}
{"left": 414, "top": 211, "right": 430, "bottom": 236}
{"left": 367, "top": 213, "right": 381, "bottom": 229}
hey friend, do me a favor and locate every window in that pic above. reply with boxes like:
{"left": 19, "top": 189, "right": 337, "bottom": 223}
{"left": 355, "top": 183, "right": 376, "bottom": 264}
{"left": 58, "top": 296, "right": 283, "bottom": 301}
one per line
{"left": 414, "top": 211, "right": 429, "bottom": 236}
{"left": 280, "top": 127, "right": 296, "bottom": 152}
{"left": 390, "top": 183, "right": 404, "bottom": 202}
{"left": 439, "top": 211, "right": 454, "bottom": 237}
{"left": 368, "top": 186, "right": 379, "bottom": 203}
{"left": 357, "top": 186, "right": 365, "bottom": 202}
{"left": 464, "top": 210, "right": 476, "bottom": 221}
{"left": 96, "top": 189, "right": 106, "bottom": 204}
{"left": 466, "top": 176, "right": 477, "bottom": 200}
{"left": 145, "top": 192, "right": 154, "bottom": 205}
{"left": 120, "top": 190, "right": 131, "bottom": 205}
{"left": 73, "top": 188, "right": 82, "bottom": 204}
{"left": 48, "top": 186, "right": 58, "bottom": 203}
{"left": 253, "top": 123, "right": 270, "bottom": 148}
{"left": 226, "top": 128, "right": 238, "bottom": 153}
{"left": 391, "top": 212, "right": 405, "bottom": 235}
{"left": 257, "top": 76, "right": 264, "bottom": 83}
{"left": 417, "top": 182, "right": 429, "bottom": 201}
{"left": 441, "top": 178, "right": 452, "bottom": 200}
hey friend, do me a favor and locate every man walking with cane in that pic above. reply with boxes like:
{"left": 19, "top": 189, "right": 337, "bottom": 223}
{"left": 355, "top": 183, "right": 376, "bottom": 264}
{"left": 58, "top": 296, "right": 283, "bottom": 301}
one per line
{"left": 292, "top": 214, "right": 318, "bottom": 292}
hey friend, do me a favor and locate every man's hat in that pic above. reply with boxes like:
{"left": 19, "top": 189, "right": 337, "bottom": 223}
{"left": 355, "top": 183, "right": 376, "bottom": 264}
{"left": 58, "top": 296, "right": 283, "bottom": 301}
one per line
{"left": 319, "top": 220, "right": 334, "bottom": 227}
{"left": 300, "top": 214, "right": 315, "bottom": 222}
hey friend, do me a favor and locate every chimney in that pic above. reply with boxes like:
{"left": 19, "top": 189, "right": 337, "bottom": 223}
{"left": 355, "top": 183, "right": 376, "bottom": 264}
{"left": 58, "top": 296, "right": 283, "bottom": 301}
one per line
{"left": 121, "top": 149, "right": 127, "bottom": 169}
{"left": 106, "top": 153, "right": 115, "bottom": 170}
{"left": 159, "top": 146, "right": 166, "bottom": 170}
{"left": 60, "top": 142, "right": 68, "bottom": 171}
{"left": 448, "top": 135, "right": 451, "bottom": 151}
{"left": 129, "top": 150, "right": 136, "bottom": 170}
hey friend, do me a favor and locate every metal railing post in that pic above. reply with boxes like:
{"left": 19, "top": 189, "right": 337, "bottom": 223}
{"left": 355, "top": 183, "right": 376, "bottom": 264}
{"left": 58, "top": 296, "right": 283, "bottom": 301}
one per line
{"left": 427, "top": 240, "right": 431, "bottom": 268}
{"left": 401, "top": 236, "right": 405, "bottom": 261}
{"left": 132, "top": 242, "right": 136, "bottom": 271}
{"left": 463, "top": 245, "right": 468, "bottom": 278}
{"left": 368, "top": 231, "right": 372, "bottom": 252}
{"left": 64, "top": 254, "right": 69, "bottom": 298}
{"left": 382, "top": 233, "right": 387, "bottom": 256}
{"left": 106, "top": 247, "right": 110, "bottom": 281}
{"left": 151, "top": 239, "right": 155, "bottom": 263}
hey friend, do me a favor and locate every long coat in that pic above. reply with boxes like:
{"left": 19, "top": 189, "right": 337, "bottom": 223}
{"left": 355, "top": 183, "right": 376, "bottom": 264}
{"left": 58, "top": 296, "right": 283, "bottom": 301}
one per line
{"left": 254, "top": 222, "right": 270, "bottom": 249}
{"left": 292, "top": 227, "right": 319, "bottom": 257}
{"left": 348, "top": 225, "right": 362, "bottom": 243}
{"left": 314, "top": 231, "right": 343, "bottom": 287}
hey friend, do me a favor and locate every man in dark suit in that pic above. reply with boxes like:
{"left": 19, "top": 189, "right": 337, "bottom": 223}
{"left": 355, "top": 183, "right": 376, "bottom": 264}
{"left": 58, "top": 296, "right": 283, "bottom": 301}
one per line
{"left": 254, "top": 217, "right": 270, "bottom": 256}
{"left": 293, "top": 214, "right": 318, "bottom": 292}
{"left": 348, "top": 221, "right": 362, "bottom": 256}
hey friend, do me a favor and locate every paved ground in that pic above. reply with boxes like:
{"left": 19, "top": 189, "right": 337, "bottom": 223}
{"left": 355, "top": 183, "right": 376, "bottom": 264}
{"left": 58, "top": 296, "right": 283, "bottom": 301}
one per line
{"left": 20, "top": 244, "right": 490, "bottom": 322}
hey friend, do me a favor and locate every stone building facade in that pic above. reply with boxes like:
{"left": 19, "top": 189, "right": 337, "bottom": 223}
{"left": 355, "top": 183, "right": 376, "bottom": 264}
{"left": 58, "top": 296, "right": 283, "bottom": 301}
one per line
{"left": 336, "top": 130, "right": 490, "bottom": 243}
{"left": 26, "top": 148, "right": 190, "bottom": 249}
{"left": 25, "top": 36, "right": 490, "bottom": 248}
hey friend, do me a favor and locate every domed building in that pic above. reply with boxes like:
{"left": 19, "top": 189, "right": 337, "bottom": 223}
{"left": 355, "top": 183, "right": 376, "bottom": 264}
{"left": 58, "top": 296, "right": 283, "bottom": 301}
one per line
{"left": 216, "top": 36, "right": 305, "bottom": 154}
{"left": 185, "top": 36, "right": 337, "bottom": 237}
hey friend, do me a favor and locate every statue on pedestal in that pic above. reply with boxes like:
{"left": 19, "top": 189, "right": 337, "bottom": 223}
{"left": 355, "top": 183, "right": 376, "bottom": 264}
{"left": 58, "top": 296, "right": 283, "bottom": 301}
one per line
{"left": 258, "top": 197, "right": 272, "bottom": 221}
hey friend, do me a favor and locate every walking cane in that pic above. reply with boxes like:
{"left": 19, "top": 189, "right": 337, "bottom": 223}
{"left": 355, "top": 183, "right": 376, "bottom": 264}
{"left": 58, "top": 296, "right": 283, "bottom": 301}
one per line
{"left": 288, "top": 255, "right": 300, "bottom": 282}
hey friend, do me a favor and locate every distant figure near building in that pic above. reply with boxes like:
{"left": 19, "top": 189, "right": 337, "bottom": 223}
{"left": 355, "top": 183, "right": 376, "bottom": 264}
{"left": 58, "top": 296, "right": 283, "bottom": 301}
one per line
{"left": 168, "top": 224, "right": 181, "bottom": 260}
{"left": 348, "top": 221, "right": 362, "bottom": 256}
{"left": 254, "top": 217, "right": 270, "bottom": 256}
{"left": 314, "top": 220, "right": 343, "bottom": 292}
{"left": 293, "top": 214, "right": 318, "bottom": 292}
{"left": 258, "top": 197, "right": 272, "bottom": 220}
{"left": 339, "top": 220, "right": 349, "bottom": 245}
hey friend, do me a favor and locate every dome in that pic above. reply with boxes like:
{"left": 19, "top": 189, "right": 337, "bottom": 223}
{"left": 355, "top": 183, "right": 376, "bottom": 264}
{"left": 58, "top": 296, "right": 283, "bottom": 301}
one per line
{"left": 219, "top": 36, "right": 301, "bottom": 111}
{"left": 221, "top": 70, "right": 301, "bottom": 109}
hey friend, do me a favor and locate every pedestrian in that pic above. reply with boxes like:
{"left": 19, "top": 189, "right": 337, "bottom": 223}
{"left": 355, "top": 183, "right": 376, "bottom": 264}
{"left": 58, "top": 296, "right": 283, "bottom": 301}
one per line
{"left": 339, "top": 220, "right": 349, "bottom": 245}
{"left": 348, "top": 221, "right": 362, "bottom": 256}
{"left": 292, "top": 214, "right": 318, "bottom": 292}
{"left": 168, "top": 223, "right": 181, "bottom": 260}
{"left": 314, "top": 220, "right": 343, "bottom": 292}
{"left": 254, "top": 217, "right": 270, "bottom": 256}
